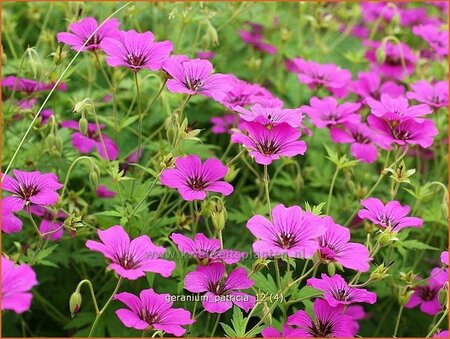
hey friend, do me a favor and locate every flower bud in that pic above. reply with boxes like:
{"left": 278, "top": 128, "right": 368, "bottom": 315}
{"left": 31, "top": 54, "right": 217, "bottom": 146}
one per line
{"left": 160, "top": 153, "right": 176, "bottom": 169}
{"left": 26, "top": 47, "right": 42, "bottom": 78}
{"left": 438, "top": 284, "right": 448, "bottom": 308}
{"left": 376, "top": 46, "right": 386, "bottom": 64}
{"left": 327, "top": 262, "right": 336, "bottom": 276}
{"left": 205, "top": 21, "right": 219, "bottom": 46}
{"left": 73, "top": 98, "right": 93, "bottom": 115}
{"left": 378, "top": 227, "right": 399, "bottom": 247}
{"left": 69, "top": 291, "right": 82, "bottom": 317}
{"left": 252, "top": 258, "right": 271, "bottom": 273}
{"left": 210, "top": 200, "right": 227, "bottom": 231}
{"left": 224, "top": 165, "right": 239, "bottom": 182}
{"left": 370, "top": 263, "right": 390, "bottom": 281}
{"left": 79, "top": 116, "right": 89, "bottom": 135}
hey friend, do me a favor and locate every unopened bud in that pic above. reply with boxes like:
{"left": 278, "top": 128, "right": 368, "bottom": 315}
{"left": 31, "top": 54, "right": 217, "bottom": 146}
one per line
{"left": 378, "top": 227, "right": 399, "bottom": 247}
{"left": 327, "top": 262, "right": 336, "bottom": 276}
{"left": 376, "top": 47, "right": 386, "bottom": 64}
{"left": 79, "top": 116, "right": 89, "bottom": 135}
{"left": 210, "top": 200, "right": 226, "bottom": 231}
{"left": 398, "top": 288, "right": 413, "bottom": 306}
{"left": 438, "top": 284, "right": 448, "bottom": 308}
{"left": 370, "top": 263, "right": 390, "bottom": 281}
{"left": 252, "top": 258, "right": 271, "bottom": 273}
{"left": 69, "top": 291, "right": 82, "bottom": 317}
{"left": 160, "top": 153, "right": 175, "bottom": 169}
{"left": 224, "top": 165, "right": 239, "bottom": 182}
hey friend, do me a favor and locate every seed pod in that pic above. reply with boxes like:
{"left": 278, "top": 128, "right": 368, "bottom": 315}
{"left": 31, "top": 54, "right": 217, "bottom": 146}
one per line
{"left": 79, "top": 116, "right": 88, "bottom": 135}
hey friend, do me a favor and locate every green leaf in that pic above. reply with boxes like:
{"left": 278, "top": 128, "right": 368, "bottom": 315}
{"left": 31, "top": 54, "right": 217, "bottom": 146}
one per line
{"left": 221, "top": 322, "right": 237, "bottom": 337}
{"left": 230, "top": 306, "right": 247, "bottom": 337}
{"left": 401, "top": 240, "right": 439, "bottom": 251}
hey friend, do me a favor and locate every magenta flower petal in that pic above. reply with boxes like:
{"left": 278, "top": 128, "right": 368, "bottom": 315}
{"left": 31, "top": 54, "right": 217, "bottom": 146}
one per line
{"left": 86, "top": 225, "right": 175, "bottom": 280}
{"left": 2, "top": 256, "right": 38, "bottom": 314}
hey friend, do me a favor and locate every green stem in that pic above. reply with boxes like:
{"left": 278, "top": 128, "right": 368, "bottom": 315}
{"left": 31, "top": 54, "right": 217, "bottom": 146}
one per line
{"left": 88, "top": 277, "right": 123, "bottom": 337}
{"left": 274, "top": 258, "right": 282, "bottom": 290}
{"left": 210, "top": 314, "right": 221, "bottom": 337}
{"left": 393, "top": 305, "right": 404, "bottom": 337}
{"left": 426, "top": 309, "right": 448, "bottom": 338}
{"left": 76, "top": 279, "right": 100, "bottom": 314}
{"left": 60, "top": 156, "right": 93, "bottom": 199}
{"left": 128, "top": 170, "right": 163, "bottom": 220}
{"left": 326, "top": 166, "right": 340, "bottom": 215}
{"left": 263, "top": 165, "right": 272, "bottom": 219}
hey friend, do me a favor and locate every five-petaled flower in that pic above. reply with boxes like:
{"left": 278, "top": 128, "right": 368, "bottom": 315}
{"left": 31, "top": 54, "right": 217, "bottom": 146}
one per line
{"left": 287, "top": 298, "right": 354, "bottom": 337}
{"left": 231, "top": 121, "right": 307, "bottom": 165}
{"left": 57, "top": 17, "right": 120, "bottom": 52}
{"left": 171, "top": 233, "right": 245, "bottom": 265}
{"left": 184, "top": 263, "right": 256, "bottom": 313}
{"left": 86, "top": 225, "right": 176, "bottom": 280}
{"left": 358, "top": 198, "right": 423, "bottom": 232}
{"left": 307, "top": 274, "right": 377, "bottom": 307}
{"left": 114, "top": 289, "right": 194, "bottom": 336}
{"left": 160, "top": 155, "right": 233, "bottom": 201}
{"left": 246, "top": 204, "right": 325, "bottom": 258}
{"left": 2, "top": 170, "right": 63, "bottom": 211}
{"left": 163, "top": 58, "right": 234, "bottom": 101}
{"left": 101, "top": 29, "right": 173, "bottom": 72}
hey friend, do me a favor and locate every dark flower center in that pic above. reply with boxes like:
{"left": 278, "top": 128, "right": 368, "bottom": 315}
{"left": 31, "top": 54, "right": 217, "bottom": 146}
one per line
{"left": 384, "top": 55, "right": 401, "bottom": 66}
{"left": 377, "top": 215, "right": 399, "bottom": 229}
{"left": 309, "top": 320, "right": 334, "bottom": 337}
{"left": 332, "top": 288, "right": 352, "bottom": 301}
{"left": 276, "top": 233, "right": 296, "bottom": 249}
{"left": 86, "top": 34, "right": 100, "bottom": 47}
{"left": 257, "top": 139, "right": 280, "bottom": 155}
{"left": 353, "top": 132, "right": 370, "bottom": 144}
{"left": 208, "top": 281, "right": 229, "bottom": 296}
{"left": 419, "top": 286, "right": 437, "bottom": 301}
{"left": 187, "top": 177, "right": 207, "bottom": 191}
{"left": 127, "top": 53, "right": 146, "bottom": 68}
{"left": 118, "top": 254, "right": 136, "bottom": 269}
{"left": 17, "top": 184, "right": 39, "bottom": 201}
{"left": 187, "top": 78, "right": 204, "bottom": 91}
{"left": 140, "top": 309, "right": 160, "bottom": 325}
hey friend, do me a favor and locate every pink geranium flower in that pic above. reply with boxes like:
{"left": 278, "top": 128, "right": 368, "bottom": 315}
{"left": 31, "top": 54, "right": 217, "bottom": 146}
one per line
{"left": 367, "top": 114, "right": 438, "bottom": 148}
{"left": 441, "top": 251, "right": 448, "bottom": 266}
{"left": 405, "top": 276, "right": 443, "bottom": 315}
{"left": 2, "top": 76, "right": 67, "bottom": 94}
{"left": 307, "top": 274, "right": 377, "bottom": 307}
{"left": 286, "top": 58, "right": 352, "bottom": 98}
{"left": 301, "top": 97, "right": 361, "bottom": 128}
{"left": 413, "top": 24, "right": 448, "bottom": 57}
{"left": 171, "top": 233, "right": 245, "bottom": 265}
{"left": 61, "top": 120, "right": 119, "bottom": 160}
{"left": 2, "top": 202, "right": 23, "bottom": 234}
{"left": 235, "top": 103, "right": 303, "bottom": 128}
{"left": 358, "top": 198, "right": 423, "bottom": 232}
{"left": 366, "top": 94, "right": 431, "bottom": 122}
{"left": 114, "top": 289, "right": 194, "bottom": 336}
{"left": 318, "top": 216, "right": 371, "bottom": 272}
{"left": 2, "top": 170, "right": 63, "bottom": 211}
{"left": 96, "top": 185, "right": 117, "bottom": 198}
{"left": 210, "top": 114, "right": 236, "bottom": 134}
{"left": 434, "top": 330, "right": 450, "bottom": 338}
{"left": 163, "top": 58, "right": 233, "bottom": 101}
{"left": 57, "top": 17, "right": 120, "bottom": 52}
{"left": 101, "top": 30, "right": 173, "bottom": 72}
{"left": 86, "top": 225, "right": 176, "bottom": 280}
{"left": 361, "top": 2, "right": 396, "bottom": 22}
{"left": 330, "top": 122, "right": 389, "bottom": 163}
{"left": 239, "top": 22, "right": 277, "bottom": 54}
{"left": 287, "top": 299, "right": 354, "bottom": 337}
{"left": 364, "top": 40, "right": 417, "bottom": 80}
{"left": 231, "top": 121, "right": 307, "bottom": 165}
{"left": 261, "top": 325, "right": 304, "bottom": 338}
{"left": 29, "top": 206, "right": 67, "bottom": 241}
{"left": 407, "top": 80, "right": 449, "bottom": 109}
{"left": 351, "top": 71, "right": 404, "bottom": 102}
{"left": 2, "top": 256, "right": 38, "bottom": 314}
{"left": 246, "top": 204, "right": 325, "bottom": 258}
{"left": 219, "top": 76, "right": 279, "bottom": 110}
{"left": 184, "top": 263, "right": 256, "bottom": 313}
{"left": 160, "top": 155, "right": 233, "bottom": 201}
{"left": 346, "top": 305, "right": 366, "bottom": 336}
